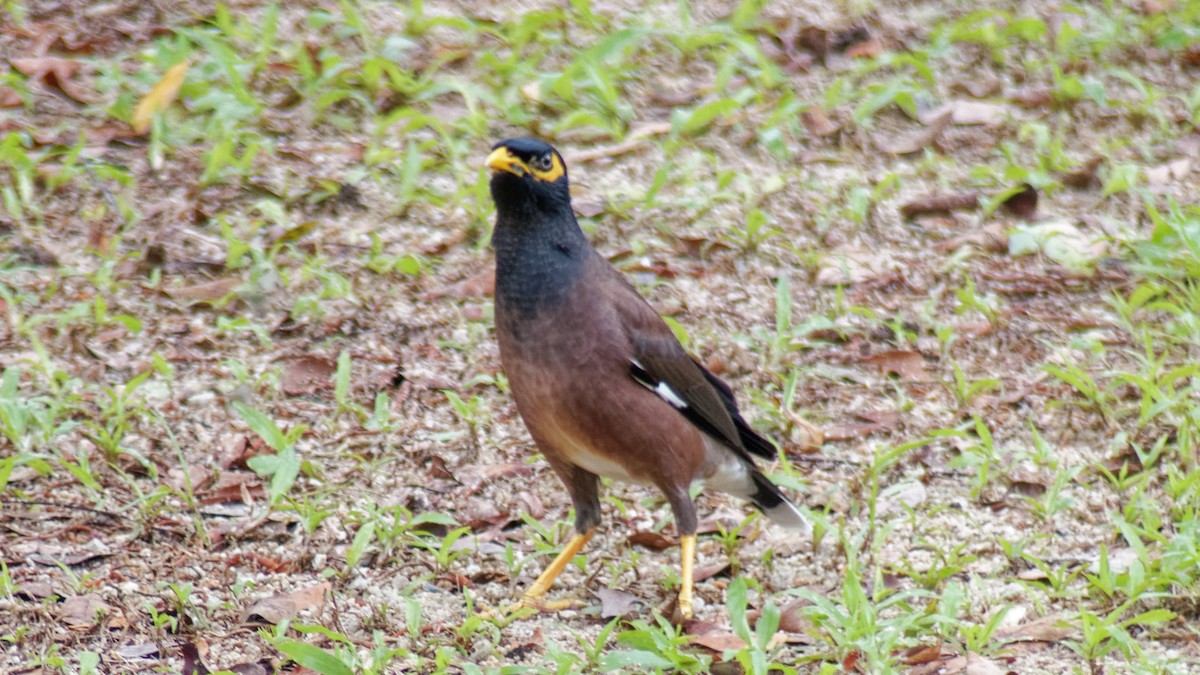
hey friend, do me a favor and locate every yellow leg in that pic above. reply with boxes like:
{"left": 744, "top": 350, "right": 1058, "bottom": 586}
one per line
{"left": 678, "top": 534, "right": 696, "bottom": 620}
{"left": 514, "top": 529, "right": 595, "bottom": 612}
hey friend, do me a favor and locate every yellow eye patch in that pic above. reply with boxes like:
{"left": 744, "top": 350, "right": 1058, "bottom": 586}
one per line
{"left": 486, "top": 147, "right": 565, "bottom": 183}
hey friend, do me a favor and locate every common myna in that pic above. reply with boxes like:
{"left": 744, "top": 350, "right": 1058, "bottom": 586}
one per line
{"left": 487, "top": 138, "right": 807, "bottom": 619}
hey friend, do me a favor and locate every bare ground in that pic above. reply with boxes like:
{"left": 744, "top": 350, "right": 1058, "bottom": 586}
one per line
{"left": 2, "top": 0, "right": 1200, "bottom": 672}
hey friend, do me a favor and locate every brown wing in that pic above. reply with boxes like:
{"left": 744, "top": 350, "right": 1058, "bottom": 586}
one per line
{"left": 600, "top": 258, "right": 776, "bottom": 463}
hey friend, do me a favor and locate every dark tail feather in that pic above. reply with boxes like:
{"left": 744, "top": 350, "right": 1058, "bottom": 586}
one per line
{"left": 749, "top": 470, "right": 810, "bottom": 533}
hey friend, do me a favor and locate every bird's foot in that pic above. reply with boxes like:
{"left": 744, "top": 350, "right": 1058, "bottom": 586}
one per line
{"left": 510, "top": 593, "right": 584, "bottom": 614}
{"left": 477, "top": 594, "right": 583, "bottom": 622}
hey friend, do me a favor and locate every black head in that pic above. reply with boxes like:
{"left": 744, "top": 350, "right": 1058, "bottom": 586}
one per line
{"left": 487, "top": 138, "right": 571, "bottom": 218}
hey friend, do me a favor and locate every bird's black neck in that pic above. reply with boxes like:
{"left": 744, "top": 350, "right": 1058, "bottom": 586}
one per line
{"left": 492, "top": 205, "right": 589, "bottom": 318}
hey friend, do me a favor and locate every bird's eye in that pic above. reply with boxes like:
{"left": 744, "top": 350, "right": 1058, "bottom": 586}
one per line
{"left": 533, "top": 154, "right": 554, "bottom": 172}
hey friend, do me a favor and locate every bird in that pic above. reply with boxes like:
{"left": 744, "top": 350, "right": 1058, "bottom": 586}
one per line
{"left": 486, "top": 137, "right": 808, "bottom": 620}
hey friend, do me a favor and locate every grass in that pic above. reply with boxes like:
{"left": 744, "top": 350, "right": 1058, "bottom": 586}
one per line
{"left": 2, "top": 0, "right": 1200, "bottom": 672}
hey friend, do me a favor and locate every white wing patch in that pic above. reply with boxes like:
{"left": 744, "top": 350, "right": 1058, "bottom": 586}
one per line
{"left": 654, "top": 382, "right": 688, "bottom": 409}
{"left": 629, "top": 358, "right": 689, "bottom": 410}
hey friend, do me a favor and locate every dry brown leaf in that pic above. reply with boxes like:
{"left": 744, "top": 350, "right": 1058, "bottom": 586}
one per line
{"left": 200, "top": 471, "right": 264, "bottom": 504}
{"left": 689, "top": 632, "right": 747, "bottom": 652}
{"left": 424, "top": 268, "right": 495, "bottom": 300}
{"left": 1011, "top": 86, "right": 1054, "bottom": 108}
{"left": 876, "top": 108, "right": 952, "bottom": 155}
{"left": 1000, "top": 183, "right": 1038, "bottom": 220}
{"left": 693, "top": 561, "right": 731, "bottom": 582}
{"left": 16, "top": 581, "right": 56, "bottom": 601}
{"left": 280, "top": 355, "right": 337, "bottom": 396}
{"left": 0, "top": 87, "right": 21, "bottom": 108}
{"left": 241, "top": 582, "right": 330, "bottom": 625}
{"left": 628, "top": 529, "right": 676, "bottom": 551}
{"left": 802, "top": 107, "right": 839, "bottom": 137}
{"left": 132, "top": 61, "right": 189, "bottom": 134}
{"left": 824, "top": 408, "right": 902, "bottom": 441}
{"left": 515, "top": 491, "right": 545, "bottom": 519}
{"left": 861, "top": 350, "right": 927, "bottom": 381}
{"left": 166, "top": 277, "right": 241, "bottom": 303}
{"left": 900, "top": 192, "right": 979, "bottom": 219}
{"left": 1062, "top": 156, "right": 1103, "bottom": 189}
{"left": 902, "top": 642, "right": 945, "bottom": 665}
{"left": 61, "top": 594, "right": 113, "bottom": 628}
{"left": 778, "top": 599, "right": 812, "bottom": 633}
{"left": 11, "top": 56, "right": 93, "bottom": 102}
{"left": 181, "top": 642, "right": 210, "bottom": 675}
{"left": 845, "top": 36, "right": 882, "bottom": 59}
{"left": 596, "top": 588, "right": 642, "bottom": 618}
{"left": 994, "top": 614, "right": 1075, "bottom": 643}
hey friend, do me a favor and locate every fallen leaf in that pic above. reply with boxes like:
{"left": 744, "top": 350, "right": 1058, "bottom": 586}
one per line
{"left": 778, "top": 599, "right": 812, "bottom": 633}
{"left": 131, "top": 61, "right": 189, "bottom": 134}
{"left": 597, "top": 588, "right": 642, "bottom": 618}
{"left": 994, "top": 614, "right": 1075, "bottom": 643}
{"left": 240, "top": 582, "right": 330, "bottom": 624}
{"left": 0, "top": 87, "right": 21, "bottom": 107}
{"left": 861, "top": 350, "right": 927, "bottom": 381}
{"left": 200, "top": 471, "right": 264, "bottom": 504}
{"left": 424, "top": 268, "right": 494, "bottom": 300}
{"left": 117, "top": 643, "right": 161, "bottom": 659}
{"left": 900, "top": 192, "right": 979, "bottom": 219}
{"left": 280, "top": 355, "right": 337, "bottom": 396}
{"left": 1062, "top": 156, "right": 1103, "bottom": 189}
{"left": 515, "top": 491, "right": 545, "bottom": 519}
{"left": 693, "top": 561, "right": 731, "bottom": 582}
{"left": 802, "top": 107, "right": 839, "bottom": 137}
{"left": 628, "top": 530, "right": 676, "bottom": 551}
{"left": 903, "top": 642, "right": 944, "bottom": 665}
{"left": 15, "top": 581, "right": 56, "bottom": 601}
{"left": 1008, "top": 464, "right": 1049, "bottom": 497}
{"left": 1000, "top": 183, "right": 1038, "bottom": 219}
{"left": 181, "top": 642, "right": 210, "bottom": 675}
{"left": 61, "top": 594, "right": 113, "bottom": 628}
{"left": 11, "top": 56, "right": 93, "bottom": 102}
{"left": 844, "top": 35, "right": 882, "bottom": 59}
{"left": 690, "top": 632, "right": 747, "bottom": 652}
{"left": 876, "top": 108, "right": 952, "bottom": 155}
{"left": 1010, "top": 86, "right": 1054, "bottom": 108}
{"left": 503, "top": 627, "right": 545, "bottom": 660}
{"left": 166, "top": 277, "right": 241, "bottom": 303}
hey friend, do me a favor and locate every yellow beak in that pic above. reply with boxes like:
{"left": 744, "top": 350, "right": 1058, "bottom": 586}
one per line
{"left": 486, "top": 147, "right": 529, "bottom": 177}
